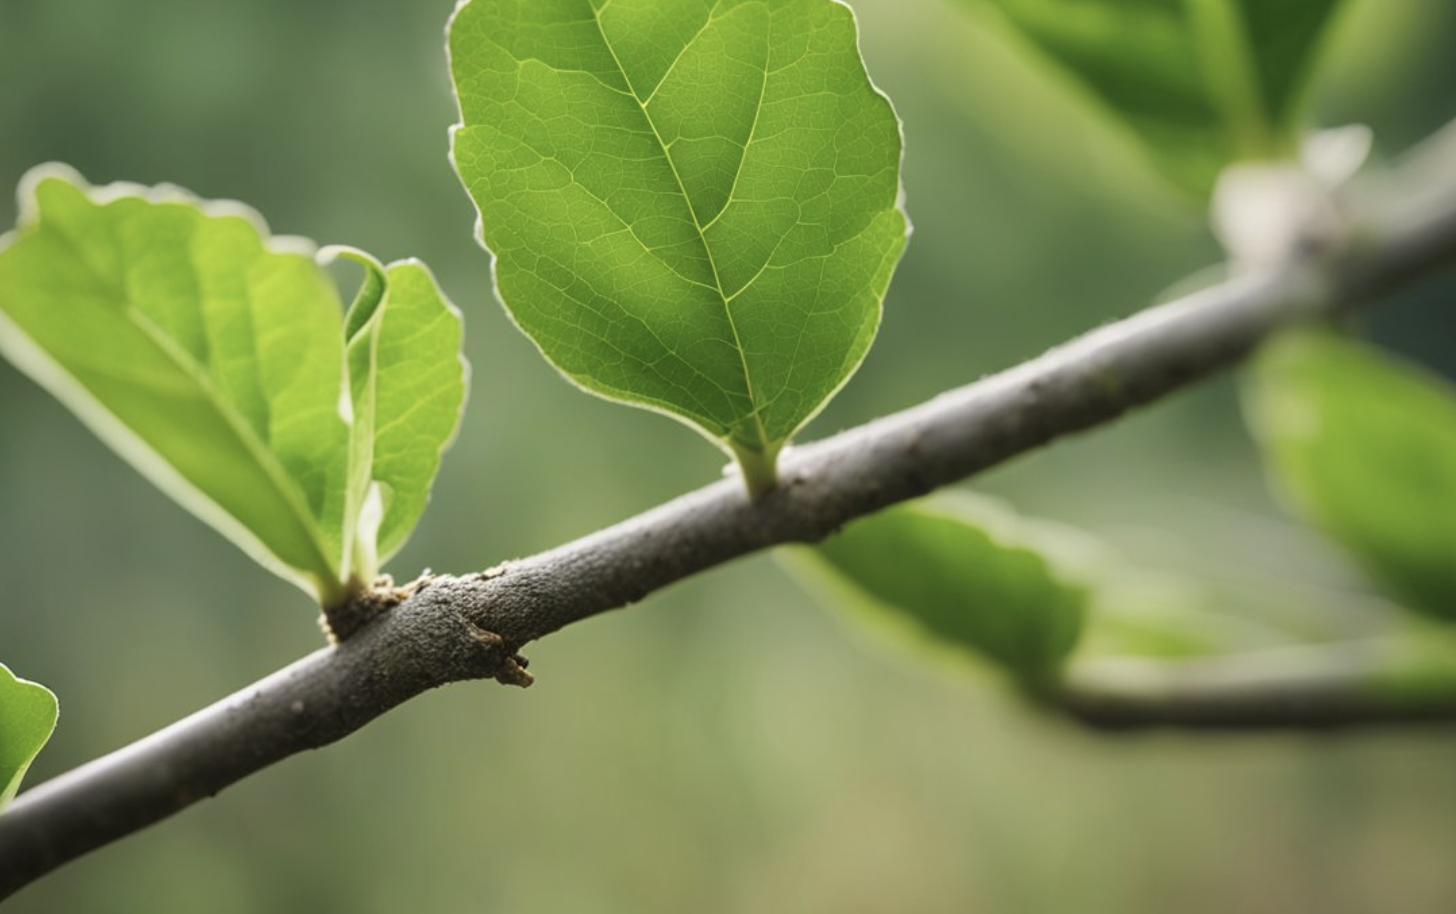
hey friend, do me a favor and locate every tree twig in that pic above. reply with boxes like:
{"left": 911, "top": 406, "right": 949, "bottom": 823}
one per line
{"left": 4, "top": 131, "right": 1456, "bottom": 899}
{"left": 1059, "top": 639, "right": 1456, "bottom": 731}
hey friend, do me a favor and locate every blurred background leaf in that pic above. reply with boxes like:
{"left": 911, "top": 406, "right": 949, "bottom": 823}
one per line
{"left": 785, "top": 495, "right": 1090, "bottom": 692}
{"left": 964, "top": 0, "right": 1347, "bottom": 195}
{"left": 2, "top": 0, "right": 1456, "bottom": 911}
{"left": 1245, "top": 329, "right": 1456, "bottom": 622}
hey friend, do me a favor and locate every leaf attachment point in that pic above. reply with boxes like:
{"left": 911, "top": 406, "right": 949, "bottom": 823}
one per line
{"left": 449, "top": 0, "right": 908, "bottom": 497}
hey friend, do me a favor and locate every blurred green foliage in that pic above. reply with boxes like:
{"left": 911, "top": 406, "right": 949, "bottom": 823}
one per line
{"left": 968, "top": 0, "right": 1345, "bottom": 193}
{"left": 1247, "top": 330, "right": 1456, "bottom": 622}
{"left": 790, "top": 496, "right": 1089, "bottom": 691}
{"left": 2, "top": 0, "right": 1456, "bottom": 911}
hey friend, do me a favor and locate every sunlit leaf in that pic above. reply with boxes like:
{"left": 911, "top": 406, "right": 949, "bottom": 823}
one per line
{"left": 330, "top": 249, "right": 468, "bottom": 581}
{"left": 449, "top": 0, "right": 908, "bottom": 496}
{"left": 0, "top": 167, "right": 466, "bottom": 609}
{"left": 1245, "top": 329, "right": 1456, "bottom": 621}
{"left": 0, "top": 662, "right": 57, "bottom": 811}
{"left": 785, "top": 495, "right": 1090, "bottom": 690}
{"left": 969, "top": 0, "right": 1345, "bottom": 195}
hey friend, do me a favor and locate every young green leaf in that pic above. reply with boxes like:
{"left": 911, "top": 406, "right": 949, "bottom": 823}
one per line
{"left": 1245, "top": 330, "right": 1456, "bottom": 621}
{"left": 449, "top": 0, "right": 908, "bottom": 497}
{"left": 785, "top": 495, "right": 1090, "bottom": 690}
{"left": 969, "top": 0, "right": 1345, "bottom": 195}
{"left": 329, "top": 249, "right": 469, "bottom": 584}
{"left": 0, "top": 167, "right": 466, "bottom": 611}
{"left": 0, "top": 662, "right": 57, "bottom": 811}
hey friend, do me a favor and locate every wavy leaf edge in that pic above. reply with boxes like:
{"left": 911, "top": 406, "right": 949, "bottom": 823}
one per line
{"left": 0, "top": 164, "right": 467, "bottom": 610}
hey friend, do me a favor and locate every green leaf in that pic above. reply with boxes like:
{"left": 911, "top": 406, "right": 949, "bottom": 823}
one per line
{"left": 1235, "top": 0, "right": 1346, "bottom": 130}
{"left": 0, "top": 167, "right": 351, "bottom": 602}
{"left": 1244, "top": 329, "right": 1456, "bottom": 621}
{"left": 449, "top": 0, "right": 908, "bottom": 496}
{"left": 0, "top": 662, "right": 57, "bottom": 811}
{"left": 330, "top": 248, "right": 468, "bottom": 579}
{"left": 970, "top": 0, "right": 1345, "bottom": 195}
{"left": 785, "top": 495, "right": 1090, "bottom": 690}
{"left": 0, "top": 167, "right": 466, "bottom": 608}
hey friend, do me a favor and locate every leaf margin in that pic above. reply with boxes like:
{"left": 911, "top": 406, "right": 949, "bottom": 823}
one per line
{"left": 0, "top": 162, "right": 352, "bottom": 604}
{"left": 1243, "top": 327, "right": 1456, "bottom": 622}
{"left": 0, "top": 661, "right": 58, "bottom": 811}
{"left": 781, "top": 492, "right": 1094, "bottom": 691}
{"left": 445, "top": 0, "right": 910, "bottom": 497}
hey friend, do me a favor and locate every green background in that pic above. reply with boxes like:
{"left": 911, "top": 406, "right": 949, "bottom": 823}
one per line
{"left": 3, "top": 0, "right": 1455, "bottom": 910}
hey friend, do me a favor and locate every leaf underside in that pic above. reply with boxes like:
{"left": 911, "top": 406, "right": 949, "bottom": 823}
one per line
{"left": 450, "top": 0, "right": 907, "bottom": 489}
{"left": 788, "top": 496, "right": 1089, "bottom": 689}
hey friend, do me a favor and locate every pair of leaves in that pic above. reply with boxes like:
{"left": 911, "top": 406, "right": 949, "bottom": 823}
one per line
{"left": 0, "top": 663, "right": 56, "bottom": 812}
{"left": 787, "top": 495, "right": 1091, "bottom": 692}
{"left": 1246, "top": 329, "right": 1456, "bottom": 622}
{"left": 449, "top": 0, "right": 908, "bottom": 496}
{"left": 0, "top": 168, "right": 466, "bottom": 610}
{"left": 969, "top": 0, "right": 1345, "bottom": 195}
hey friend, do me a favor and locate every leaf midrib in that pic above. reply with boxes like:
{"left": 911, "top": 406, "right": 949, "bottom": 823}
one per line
{"left": 588, "top": 1, "right": 773, "bottom": 454}
{"left": 62, "top": 208, "right": 341, "bottom": 584}
{"left": 1184, "top": 0, "right": 1271, "bottom": 157}
{"left": 130, "top": 305, "right": 342, "bottom": 582}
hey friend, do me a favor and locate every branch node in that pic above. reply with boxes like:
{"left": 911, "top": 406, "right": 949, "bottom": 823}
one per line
{"left": 475, "top": 560, "right": 515, "bottom": 581}
{"left": 462, "top": 618, "right": 534, "bottom": 688}
{"left": 319, "top": 572, "right": 438, "bottom": 643}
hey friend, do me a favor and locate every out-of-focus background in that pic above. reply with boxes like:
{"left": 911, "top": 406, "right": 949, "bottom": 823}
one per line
{"left": 3, "top": 0, "right": 1456, "bottom": 910}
